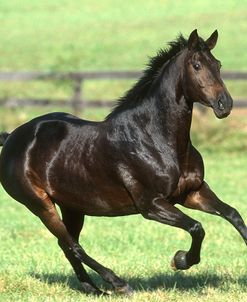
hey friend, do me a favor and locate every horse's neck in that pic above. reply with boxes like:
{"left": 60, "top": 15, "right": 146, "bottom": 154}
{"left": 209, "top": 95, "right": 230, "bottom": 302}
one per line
{"left": 144, "top": 56, "right": 193, "bottom": 156}
{"left": 151, "top": 92, "right": 193, "bottom": 158}
{"left": 108, "top": 51, "right": 193, "bottom": 158}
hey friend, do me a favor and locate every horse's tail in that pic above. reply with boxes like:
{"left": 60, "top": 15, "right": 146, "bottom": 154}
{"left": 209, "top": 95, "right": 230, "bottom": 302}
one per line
{"left": 0, "top": 132, "right": 10, "bottom": 146}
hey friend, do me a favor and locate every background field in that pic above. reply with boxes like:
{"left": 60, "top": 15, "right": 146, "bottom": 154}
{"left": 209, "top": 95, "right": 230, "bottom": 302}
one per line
{"left": 0, "top": 0, "right": 247, "bottom": 124}
{"left": 0, "top": 1, "right": 247, "bottom": 302}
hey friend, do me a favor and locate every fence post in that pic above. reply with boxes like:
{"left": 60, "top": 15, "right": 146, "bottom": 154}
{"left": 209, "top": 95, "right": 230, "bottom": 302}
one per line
{"left": 71, "top": 78, "right": 83, "bottom": 115}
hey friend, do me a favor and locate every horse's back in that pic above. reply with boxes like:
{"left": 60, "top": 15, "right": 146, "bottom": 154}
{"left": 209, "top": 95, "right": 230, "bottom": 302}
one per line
{"left": 0, "top": 112, "right": 92, "bottom": 163}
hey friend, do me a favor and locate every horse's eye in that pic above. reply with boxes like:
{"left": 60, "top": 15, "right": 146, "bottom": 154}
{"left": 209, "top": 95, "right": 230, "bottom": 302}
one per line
{"left": 193, "top": 63, "right": 201, "bottom": 71}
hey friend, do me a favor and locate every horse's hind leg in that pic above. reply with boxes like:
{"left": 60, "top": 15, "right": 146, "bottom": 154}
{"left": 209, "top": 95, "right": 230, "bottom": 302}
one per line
{"left": 57, "top": 207, "right": 103, "bottom": 295}
{"left": 183, "top": 181, "right": 247, "bottom": 244}
{"left": 26, "top": 198, "right": 103, "bottom": 295}
{"left": 60, "top": 206, "right": 133, "bottom": 295}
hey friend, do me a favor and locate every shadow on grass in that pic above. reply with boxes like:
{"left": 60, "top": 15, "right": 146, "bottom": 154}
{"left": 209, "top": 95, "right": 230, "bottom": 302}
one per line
{"left": 29, "top": 270, "right": 247, "bottom": 293}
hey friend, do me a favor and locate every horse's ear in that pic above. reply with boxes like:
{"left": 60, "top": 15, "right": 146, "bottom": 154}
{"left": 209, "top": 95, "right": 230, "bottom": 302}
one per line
{"left": 206, "top": 30, "right": 218, "bottom": 50}
{"left": 188, "top": 29, "right": 199, "bottom": 50}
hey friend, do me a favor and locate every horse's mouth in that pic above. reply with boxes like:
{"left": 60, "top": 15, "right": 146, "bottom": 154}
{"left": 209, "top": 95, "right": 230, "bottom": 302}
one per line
{"left": 212, "top": 100, "right": 231, "bottom": 119}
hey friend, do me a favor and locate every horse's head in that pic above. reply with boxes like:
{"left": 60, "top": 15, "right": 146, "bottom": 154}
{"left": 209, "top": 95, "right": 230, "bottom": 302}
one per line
{"left": 183, "top": 29, "right": 233, "bottom": 119}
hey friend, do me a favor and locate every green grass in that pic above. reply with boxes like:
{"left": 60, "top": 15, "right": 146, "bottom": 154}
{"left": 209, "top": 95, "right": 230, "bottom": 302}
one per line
{"left": 0, "top": 0, "right": 246, "bottom": 71}
{"left": 0, "top": 152, "right": 247, "bottom": 302}
{"left": 0, "top": 1, "right": 247, "bottom": 301}
{"left": 0, "top": 0, "right": 246, "bottom": 107}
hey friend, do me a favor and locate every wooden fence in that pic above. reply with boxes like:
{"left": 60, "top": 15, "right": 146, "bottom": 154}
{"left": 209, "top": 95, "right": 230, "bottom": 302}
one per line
{"left": 0, "top": 71, "right": 246, "bottom": 114}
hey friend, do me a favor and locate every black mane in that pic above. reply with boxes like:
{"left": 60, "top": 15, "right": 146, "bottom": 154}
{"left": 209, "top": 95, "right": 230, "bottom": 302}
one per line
{"left": 106, "top": 35, "right": 188, "bottom": 120}
{"left": 106, "top": 34, "right": 208, "bottom": 120}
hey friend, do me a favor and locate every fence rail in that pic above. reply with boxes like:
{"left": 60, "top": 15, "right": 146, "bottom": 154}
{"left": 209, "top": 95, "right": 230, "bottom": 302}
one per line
{"left": 0, "top": 71, "right": 246, "bottom": 114}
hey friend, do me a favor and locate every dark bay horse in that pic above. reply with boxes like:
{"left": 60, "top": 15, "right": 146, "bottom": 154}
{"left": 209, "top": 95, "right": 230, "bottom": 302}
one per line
{"left": 0, "top": 29, "right": 246, "bottom": 295}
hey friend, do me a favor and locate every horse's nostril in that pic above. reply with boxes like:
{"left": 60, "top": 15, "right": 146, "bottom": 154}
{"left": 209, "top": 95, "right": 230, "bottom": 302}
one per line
{"left": 218, "top": 99, "right": 224, "bottom": 110}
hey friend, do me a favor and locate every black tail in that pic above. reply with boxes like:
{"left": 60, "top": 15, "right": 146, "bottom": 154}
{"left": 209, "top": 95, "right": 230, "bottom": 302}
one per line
{"left": 0, "top": 132, "right": 9, "bottom": 146}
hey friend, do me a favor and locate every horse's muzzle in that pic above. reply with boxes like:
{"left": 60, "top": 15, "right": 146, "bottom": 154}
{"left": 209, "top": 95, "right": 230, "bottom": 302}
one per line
{"left": 212, "top": 92, "right": 233, "bottom": 119}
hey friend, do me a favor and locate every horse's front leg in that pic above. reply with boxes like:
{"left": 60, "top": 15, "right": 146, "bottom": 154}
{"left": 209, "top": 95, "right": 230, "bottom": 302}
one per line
{"left": 183, "top": 181, "right": 247, "bottom": 245}
{"left": 140, "top": 196, "right": 205, "bottom": 270}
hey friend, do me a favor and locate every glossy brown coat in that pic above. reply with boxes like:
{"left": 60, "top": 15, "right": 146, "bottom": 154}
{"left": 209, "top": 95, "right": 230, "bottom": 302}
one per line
{"left": 0, "top": 30, "right": 246, "bottom": 295}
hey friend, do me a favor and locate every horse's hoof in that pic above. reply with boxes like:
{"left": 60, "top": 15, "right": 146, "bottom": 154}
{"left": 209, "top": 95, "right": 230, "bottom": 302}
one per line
{"left": 171, "top": 250, "right": 190, "bottom": 271}
{"left": 81, "top": 282, "right": 107, "bottom": 296}
{"left": 116, "top": 284, "right": 134, "bottom": 296}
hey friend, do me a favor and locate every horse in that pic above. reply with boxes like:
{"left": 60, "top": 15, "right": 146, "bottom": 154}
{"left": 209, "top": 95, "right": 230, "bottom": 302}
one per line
{"left": 0, "top": 29, "right": 246, "bottom": 296}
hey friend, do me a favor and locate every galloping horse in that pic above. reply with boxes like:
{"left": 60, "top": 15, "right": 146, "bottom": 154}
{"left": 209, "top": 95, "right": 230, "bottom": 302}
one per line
{"left": 0, "top": 30, "right": 246, "bottom": 295}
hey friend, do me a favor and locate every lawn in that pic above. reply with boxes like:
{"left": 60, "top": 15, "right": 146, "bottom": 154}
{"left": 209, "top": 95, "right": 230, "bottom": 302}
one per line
{"left": 0, "top": 149, "right": 247, "bottom": 302}
{"left": 0, "top": 1, "right": 247, "bottom": 301}
{"left": 0, "top": 107, "right": 247, "bottom": 302}
{"left": 0, "top": 0, "right": 246, "bottom": 116}
{"left": 0, "top": 0, "right": 246, "bottom": 71}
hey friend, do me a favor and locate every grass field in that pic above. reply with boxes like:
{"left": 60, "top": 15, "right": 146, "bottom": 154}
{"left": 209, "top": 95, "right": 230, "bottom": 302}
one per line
{"left": 0, "top": 109, "right": 246, "bottom": 302}
{"left": 0, "top": 0, "right": 246, "bottom": 113}
{"left": 0, "top": 152, "right": 247, "bottom": 302}
{"left": 0, "top": 1, "right": 247, "bottom": 301}
{"left": 0, "top": 0, "right": 246, "bottom": 71}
